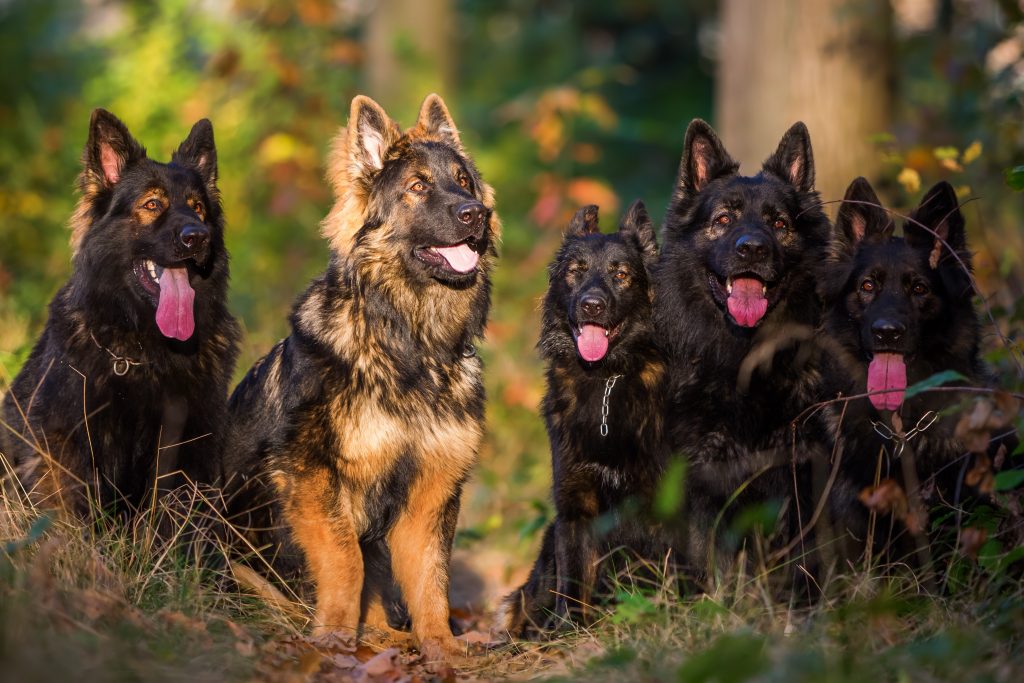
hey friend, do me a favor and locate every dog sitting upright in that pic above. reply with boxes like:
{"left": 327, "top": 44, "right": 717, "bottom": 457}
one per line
{"left": 821, "top": 177, "right": 1015, "bottom": 556}
{"left": 500, "top": 202, "right": 671, "bottom": 636}
{"left": 1, "top": 109, "right": 239, "bottom": 516}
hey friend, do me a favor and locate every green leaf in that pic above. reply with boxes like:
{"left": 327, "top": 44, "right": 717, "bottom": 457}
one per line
{"left": 654, "top": 456, "right": 688, "bottom": 519}
{"left": 1006, "top": 165, "right": 1024, "bottom": 191}
{"left": 994, "top": 470, "right": 1024, "bottom": 491}
{"left": 903, "top": 370, "right": 968, "bottom": 399}
{"left": 933, "top": 146, "right": 960, "bottom": 161}
{"left": 3, "top": 513, "right": 51, "bottom": 554}
{"left": 678, "top": 632, "right": 769, "bottom": 683}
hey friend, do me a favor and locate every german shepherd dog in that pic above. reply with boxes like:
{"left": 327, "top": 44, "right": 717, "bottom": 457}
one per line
{"left": 499, "top": 202, "right": 669, "bottom": 637}
{"left": 653, "top": 120, "right": 833, "bottom": 573}
{"left": 1, "top": 109, "right": 239, "bottom": 516}
{"left": 223, "top": 94, "right": 498, "bottom": 659}
{"left": 821, "top": 177, "right": 1011, "bottom": 556}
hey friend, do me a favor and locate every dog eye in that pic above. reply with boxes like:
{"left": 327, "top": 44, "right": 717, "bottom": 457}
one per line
{"left": 408, "top": 180, "right": 427, "bottom": 193}
{"left": 457, "top": 175, "right": 469, "bottom": 189}
{"left": 773, "top": 218, "right": 787, "bottom": 230}
{"left": 860, "top": 279, "right": 875, "bottom": 293}
{"left": 715, "top": 214, "right": 731, "bottom": 226}
{"left": 193, "top": 202, "right": 204, "bottom": 217}
{"left": 912, "top": 282, "right": 929, "bottom": 296}
{"left": 142, "top": 199, "right": 161, "bottom": 211}
{"left": 615, "top": 270, "right": 629, "bottom": 282}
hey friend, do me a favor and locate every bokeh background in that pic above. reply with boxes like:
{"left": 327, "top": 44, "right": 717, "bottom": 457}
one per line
{"left": 2, "top": 0, "right": 1024, "bottom": 591}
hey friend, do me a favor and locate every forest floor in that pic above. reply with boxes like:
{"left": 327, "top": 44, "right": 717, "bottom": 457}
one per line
{"left": 1, "top": 483, "right": 1023, "bottom": 683}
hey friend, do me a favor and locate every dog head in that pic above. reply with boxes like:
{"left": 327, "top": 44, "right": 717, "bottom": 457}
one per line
{"left": 322, "top": 94, "right": 499, "bottom": 289}
{"left": 541, "top": 201, "right": 658, "bottom": 366}
{"left": 826, "top": 177, "right": 975, "bottom": 411}
{"left": 70, "top": 109, "right": 225, "bottom": 342}
{"left": 661, "top": 119, "right": 829, "bottom": 330}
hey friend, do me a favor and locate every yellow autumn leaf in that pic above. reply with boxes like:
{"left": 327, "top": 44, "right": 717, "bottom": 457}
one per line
{"left": 961, "top": 140, "right": 982, "bottom": 165}
{"left": 897, "top": 167, "right": 921, "bottom": 193}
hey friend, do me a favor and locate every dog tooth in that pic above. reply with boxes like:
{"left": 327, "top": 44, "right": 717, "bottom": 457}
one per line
{"left": 726, "top": 277, "right": 733, "bottom": 294}
{"left": 604, "top": 329, "right": 609, "bottom": 337}
{"left": 762, "top": 285, "right": 767, "bottom": 296}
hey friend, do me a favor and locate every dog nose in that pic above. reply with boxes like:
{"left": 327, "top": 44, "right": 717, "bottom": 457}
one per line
{"left": 179, "top": 225, "right": 209, "bottom": 252}
{"left": 580, "top": 296, "right": 606, "bottom": 319}
{"left": 735, "top": 234, "right": 769, "bottom": 260}
{"left": 871, "top": 318, "right": 906, "bottom": 346}
{"left": 455, "top": 201, "right": 485, "bottom": 227}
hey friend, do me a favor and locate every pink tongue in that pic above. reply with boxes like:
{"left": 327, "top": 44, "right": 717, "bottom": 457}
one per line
{"left": 155, "top": 267, "right": 195, "bottom": 341}
{"left": 434, "top": 243, "right": 480, "bottom": 273}
{"left": 726, "top": 277, "right": 768, "bottom": 327}
{"left": 575, "top": 324, "right": 609, "bottom": 362}
{"left": 867, "top": 353, "right": 907, "bottom": 411}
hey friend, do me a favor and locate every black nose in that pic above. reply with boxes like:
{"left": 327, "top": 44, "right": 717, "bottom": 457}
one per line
{"left": 580, "top": 296, "right": 606, "bottom": 319}
{"left": 871, "top": 318, "right": 906, "bottom": 346}
{"left": 735, "top": 234, "right": 770, "bottom": 260}
{"left": 179, "top": 225, "right": 210, "bottom": 251}
{"left": 455, "top": 201, "right": 485, "bottom": 227}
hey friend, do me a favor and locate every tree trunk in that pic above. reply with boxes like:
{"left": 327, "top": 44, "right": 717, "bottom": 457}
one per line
{"left": 716, "top": 0, "right": 892, "bottom": 203}
{"left": 365, "top": 0, "right": 455, "bottom": 120}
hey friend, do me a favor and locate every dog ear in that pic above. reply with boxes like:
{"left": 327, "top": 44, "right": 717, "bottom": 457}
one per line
{"left": 906, "top": 181, "right": 967, "bottom": 269}
{"left": 568, "top": 205, "right": 600, "bottom": 237}
{"left": 346, "top": 95, "right": 402, "bottom": 177}
{"left": 414, "top": 93, "right": 463, "bottom": 151}
{"left": 677, "top": 119, "right": 737, "bottom": 196}
{"left": 83, "top": 109, "right": 146, "bottom": 189}
{"left": 764, "top": 121, "right": 815, "bottom": 192}
{"left": 173, "top": 119, "right": 218, "bottom": 196}
{"left": 836, "top": 177, "right": 893, "bottom": 247}
{"left": 619, "top": 199, "right": 658, "bottom": 261}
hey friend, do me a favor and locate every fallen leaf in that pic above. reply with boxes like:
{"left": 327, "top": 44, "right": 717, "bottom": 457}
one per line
{"left": 960, "top": 527, "right": 988, "bottom": 560}
{"left": 859, "top": 479, "right": 908, "bottom": 517}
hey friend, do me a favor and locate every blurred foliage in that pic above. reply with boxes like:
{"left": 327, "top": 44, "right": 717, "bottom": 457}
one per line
{"left": 1, "top": 0, "right": 1023, "bottom": 561}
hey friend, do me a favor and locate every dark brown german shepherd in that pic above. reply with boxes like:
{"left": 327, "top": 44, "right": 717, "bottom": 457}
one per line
{"left": 223, "top": 94, "right": 498, "bottom": 660}
{"left": 499, "top": 202, "right": 671, "bottom": 637}
{"left": 1, "top": 109, "right": 239, "bottom": 517}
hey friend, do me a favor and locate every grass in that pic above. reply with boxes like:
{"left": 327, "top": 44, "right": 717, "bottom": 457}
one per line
{"left": 1, "top": 472, "right": 1022, "bottom": 682}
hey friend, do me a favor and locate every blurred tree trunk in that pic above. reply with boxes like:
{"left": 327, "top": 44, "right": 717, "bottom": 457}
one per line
{"left": 716, "top": 0, "right": 892, "bottom": 203}
{"left": 365, "top": 0, "right": 455, "bottom": 119}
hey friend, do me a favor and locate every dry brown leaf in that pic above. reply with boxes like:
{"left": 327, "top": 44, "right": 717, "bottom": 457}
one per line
{"left": 965, "top": 453, "right": 994, "bottom": 494}
{"left": 960, "top": 527, "right": 989, "bottom": 560}
{"left": 859, "top": 479, "right": 908, "bottom": 517}
{"left": 361, "top": 647, "right": 404, "bottom": 679}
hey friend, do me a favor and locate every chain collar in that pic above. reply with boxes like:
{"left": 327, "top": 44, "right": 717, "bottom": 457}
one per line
{"left": 599, "top": 374, "right": 622, "bottom": 437}
{"left": 89, "top": 332, "right": 147, "bottom": 377}
{"left": 871, "top": 410, "right": 939, "bottom": 458}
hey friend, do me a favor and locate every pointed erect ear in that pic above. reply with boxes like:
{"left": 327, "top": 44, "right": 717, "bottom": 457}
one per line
{"left": 678, "top": 119, "right": 737, "bottom": 195}
{"left": 83, "top": 108, "right": 146, "bottom": 189}
{"left": 414, "top": 93, "right": 463, "bottom": 151}
{"left": 836, "top": 177, "right": 893, "bottom": 246}
{"left": 347, "top": 95, "right": 401, "bottom": 176}
{"left": 172, "top": 119, "right": 218, "bottom": 193}
{"left": 619, "top": 199, "right": 658, "bottom": 260}
{"left": 906, "top": 181, "right": 967, "bottom": 269}
{"left": 568, "top": 205, "right": 601, "bottom": 237}
{"left": 763, "top": 121, "right": 815, "bottom": 192}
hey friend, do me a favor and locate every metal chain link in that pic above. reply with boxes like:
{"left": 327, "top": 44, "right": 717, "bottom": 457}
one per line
{"left": 90, "top": 332, "right": 147, "bottom": 377}
{"left": 600, "top": 374, "right": 622, "bottom": 437}
{"left": 871, "top": 410, "right": 939, "bottom": 459}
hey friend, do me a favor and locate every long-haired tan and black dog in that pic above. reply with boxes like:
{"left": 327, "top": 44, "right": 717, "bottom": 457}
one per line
{"left": 2, "top": 109, "right": 239, "bottom": 517}
{"left": 224, "top": 94, "right": 498, "bottom": 659}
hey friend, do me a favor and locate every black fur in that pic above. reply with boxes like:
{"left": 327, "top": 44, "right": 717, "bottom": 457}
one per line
{"left": 821, "top": 177, "right": 1012, "bottom": 559}
{"left": 500, "top": 201, "right": 672, "bottom": 636}
{"left": 653, "top": 119, "right": 833, "bottom": 576}
{"left": 1, "top": 109, "right": 239, "bottom": 516}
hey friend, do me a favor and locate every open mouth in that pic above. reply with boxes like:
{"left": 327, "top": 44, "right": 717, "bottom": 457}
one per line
{"left": 415, "top": 239, "right": 482, "bottom": 275}
{"left": 132, "top": 259, "right": 196, "bottom": 342}
{"left": 708, "top": 271, "right": 778, "bottom": 328}
{"left": 866, "top": 352, "right": 907, "bottom": 411}
{"left": 572, "top": 322, "right": 622, "bottom": 362}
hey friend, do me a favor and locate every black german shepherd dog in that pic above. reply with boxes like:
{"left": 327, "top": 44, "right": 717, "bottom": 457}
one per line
{"left": 653, "top": 120, "right": 833, "bottom": 575}
{"left": 223, "top": 95, "right": 497, "bottom": 660}
{"left": 499, "top": 201, "right": 670, "bottom": 637}
{"left": 821, "top": 177, "right": 1012, "bottom": 557}
{"left": 1, "top": 109, "right": 239, "bottom": 517}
